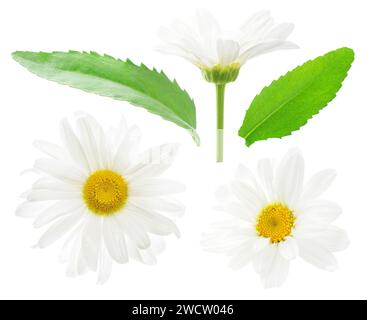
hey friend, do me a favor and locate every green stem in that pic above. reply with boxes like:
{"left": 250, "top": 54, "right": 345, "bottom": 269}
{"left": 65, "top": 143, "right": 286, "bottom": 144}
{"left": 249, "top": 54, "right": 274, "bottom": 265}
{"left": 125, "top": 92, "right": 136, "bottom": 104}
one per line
{"left": 216, "top": 84, "right": 225, "bottom": 162}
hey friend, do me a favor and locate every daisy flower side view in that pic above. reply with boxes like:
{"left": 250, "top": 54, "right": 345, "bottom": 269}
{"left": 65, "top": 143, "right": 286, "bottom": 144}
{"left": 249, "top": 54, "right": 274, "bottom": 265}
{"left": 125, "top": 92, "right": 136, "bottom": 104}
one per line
{"left": 157, "top": 10, "right": 298, "bottom": 162}
{"left": 202, "top": 149, "right": 349, "bottom": 288}
{"left": 16, "top": 113, "right": 185, "bottom": 284}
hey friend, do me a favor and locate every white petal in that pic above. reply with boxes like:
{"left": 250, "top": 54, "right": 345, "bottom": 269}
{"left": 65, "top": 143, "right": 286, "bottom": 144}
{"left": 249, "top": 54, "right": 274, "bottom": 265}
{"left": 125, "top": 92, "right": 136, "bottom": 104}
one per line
{"left": 123, "top": 236, "right": 142, "bottom": 263}
{"left": 126, "top": 143, "right": 179, "bottom": 179}
{"left": 254, "top": 243, "right": 290, "bottom": 288}
{"left": 257, "top": 158, "right": 274, "bottom": 201}
{"left": 102, "top": 217, "right": 129, "bottom": 264}
{"left": 234, "top": 163, "right": 258, "bottom": 187}
{"left": 231, "top": 180, "right": 265, "bottom": 213}
{"left": 60, "top": 224, "right": 83, "bottom": 263}
{"left": 216, "top": 39, "right": 240, "bottom": 66}
{"left": 196, "top": 9, "right": 221, "bottom": 47}
{"left": 125, "top": 204, "right": 180, "bottom": 237}
{"left": 158, "top": 22, "right": 192, "bottom": 48}
{"left": 274, "top": 149, "right": 304, "bottom": 207}
{"left": 37, "top": 209, "right": 84, "bottom": 248}
{"left": 253, "top": 244, "right": 277, "bottom": 275}
{"left": 113, "top": 125, "right": 141, "bottom": 172}
{"left": 97, "top": 245, "right": 113, "bottom": 285}
{"left": 109, "top": 116, "right": 127, "bottom": 145}
{"left": 214, "top": 202, "right": 254, "bottom": 222}
{"left": 228, "top": 239, "right": 256, "bottom": 270}
{"left": 192, "top": 11, "right": 219, "bottom": 66}
{"left": 155, "top": 44, "right": 199, "bottom": 66}
{"left": 142, "top": 143, "right": 179, "bottom": 169}
{"left": 61, "top": 225, "right": 88, "bottom": 278}
{"left": 65, "top": 247, "right": 81, "bottom": 278}
{"left": 240, "top": 10, "right": 272, "bottom": 39}
{"left": 116, "top": 213, "right": 151, "bottom": 249}
{"left": 252, "top": 237, "right": 271, "bottom": 253}
{"left": 239, "top": 40, "right": 298, "bottom": 63}
{"left": 302, "top": 169, "right": 337, "bottom": 201}
{"left": 201, "top": 231, "right": 250, "bottom": 254}
{"left": 34, "top": 158, "right": 86, "bottom": 184}
{"left": 124, "top": 236, "right": 156, "bottom": 265}
{"left": 158, "top": 9, "right": 296, "bottom": 69}
{"left": 157, "top": 25, "right": 204, "bottom": 66}
{"left": 32, "top": 177, "right": 80, "bottom": 192}
{"left": 267, "top": 23, "right": 295, "bottom": 40}
{"left": 76, "top": 117, "right": 102, "bottom": 172}
{"left": 27, "top": 189, "right": 81, "bottom": 201}
{"left": 138, "top": 247, "right": 158, "bottom": 265}
{"left": 278, "top": 237, "right": 298, "bottom": 260}
{"left": 76, "top": 113, "right": 114, "bottom": 169}
{"left": 131, "top": 197, "right": 185, "bottom": 217}
{"left": 85, "top": 115, "right": 112, "bottom": 169}
{"left": 15, "top": 201, "right": 45, "bottom": 218}
{"left": 129, "top": 178, "right": 185, "bottom": 197}
{"left": 293, "top": 221, "right": 328, "bottom": 238}
{"left": 149, "top": 236, "right": 166, "bottom": 255}
{"left": 261, "top": 248, "right": 290, "bottom": 288}
{"left": 33, "top": 140, "right": 67, "bottom": 161}
{"left": 208, "top": 219, "right": 249, "bottom": 230}
{"left": 234, "top": 164, "right": 267, "bottom": 201}
{"left": 157, "top": 11, "right": 218, "bottom": 68}
{"left": 312, "top": 227, "right": 349, "bottom": 252}
{"left": 33, "top": 200, "right": 82, "bottom": 228}
{"left": 60, "top": 118, "right": 90, "bottom": 172}
{"left": 64, "top": 233, "right": 83, "bottom": 277}
{"left": 298, "top": 199, "right": 342, "bottom": 223}
{"left": 298, "top": 239, "right": 338, "bottom": 271}
{"left": 81, "top": 214, "right": 102, "bottom": 272}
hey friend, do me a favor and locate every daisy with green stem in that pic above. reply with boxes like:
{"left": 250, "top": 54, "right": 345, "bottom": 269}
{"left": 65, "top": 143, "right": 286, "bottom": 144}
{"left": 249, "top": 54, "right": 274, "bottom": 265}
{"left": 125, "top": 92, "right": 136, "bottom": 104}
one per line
{"left": 157, "top": 10, "right": 298, "bottom": 162}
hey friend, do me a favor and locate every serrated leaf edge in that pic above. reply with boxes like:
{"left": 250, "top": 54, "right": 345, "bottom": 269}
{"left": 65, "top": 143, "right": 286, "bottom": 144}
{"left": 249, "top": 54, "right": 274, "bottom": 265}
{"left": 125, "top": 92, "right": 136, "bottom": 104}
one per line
{"left": 12, "top": 50, "right": 200, "bottom": 145}
{"left": 239, "top": 47, "right": 354, "bottom": 147}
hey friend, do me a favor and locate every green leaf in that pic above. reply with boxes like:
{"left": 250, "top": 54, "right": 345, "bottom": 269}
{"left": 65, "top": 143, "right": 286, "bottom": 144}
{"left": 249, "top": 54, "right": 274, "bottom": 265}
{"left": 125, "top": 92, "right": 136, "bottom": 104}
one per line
{"left": 239, "top": 47, "right": 354, "bottom": 146}
{"left": 12, "top": 51, "right": 199, "bottom": 145}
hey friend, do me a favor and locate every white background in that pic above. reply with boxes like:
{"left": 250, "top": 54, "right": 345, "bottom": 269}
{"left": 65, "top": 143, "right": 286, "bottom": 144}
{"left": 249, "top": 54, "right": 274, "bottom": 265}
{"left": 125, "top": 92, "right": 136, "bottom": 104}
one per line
{"left": 0, "top": 0, "right": 365, "bottom": 300}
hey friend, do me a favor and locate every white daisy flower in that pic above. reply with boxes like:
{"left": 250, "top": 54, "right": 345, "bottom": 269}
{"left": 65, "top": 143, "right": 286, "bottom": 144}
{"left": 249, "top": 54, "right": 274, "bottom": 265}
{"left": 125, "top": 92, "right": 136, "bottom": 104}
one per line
{"left": 202, "top": 149, "right": 349, "bottom": 288}
{"left": 16, "top": 113, "right": 185, "bottom": 284}
{"left": 157, "top": 10, "right": 298, "bottom": 84}
{"left": 157, "top": 10, "right": 298, "bottom": 162}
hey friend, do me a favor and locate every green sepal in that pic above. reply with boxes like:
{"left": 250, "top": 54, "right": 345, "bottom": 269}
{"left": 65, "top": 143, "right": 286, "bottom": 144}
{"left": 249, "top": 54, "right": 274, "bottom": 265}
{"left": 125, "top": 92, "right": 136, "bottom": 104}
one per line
{"left": 202, "top": 63, "right": 240, "bottom": 84}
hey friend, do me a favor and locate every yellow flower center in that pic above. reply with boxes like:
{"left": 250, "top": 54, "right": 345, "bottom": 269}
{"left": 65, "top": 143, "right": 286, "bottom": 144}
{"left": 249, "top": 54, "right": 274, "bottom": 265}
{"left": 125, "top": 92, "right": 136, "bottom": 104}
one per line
{"left": 83, "top": 170, "right": 128, "bottom": 216}
{"left": 256, "top": 203, "right": 295, "bottom": 243}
